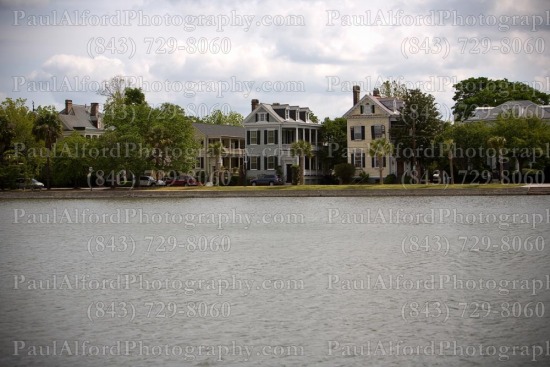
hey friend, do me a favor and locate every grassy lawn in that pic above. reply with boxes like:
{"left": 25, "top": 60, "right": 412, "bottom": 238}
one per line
{"left": 158, "top": 183, "right": 524, "bottom": 191}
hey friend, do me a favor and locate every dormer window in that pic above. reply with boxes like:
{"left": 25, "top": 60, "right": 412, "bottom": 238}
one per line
{"left": 360, "top": 103, "right": 375, "bottom": 115}
{"left": 259, "top": 113, "right": 267, "bottom": 122}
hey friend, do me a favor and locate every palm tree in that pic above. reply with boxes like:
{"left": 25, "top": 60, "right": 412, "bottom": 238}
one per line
{"left": 442, "top": 139, "right": 455, "bottom": 184}
{"left": 369, "top": 138, "right": 393, "bottom": 184}
{"left": 207, "top": 141, "right": 225, "bottom": 185}
{"left": 290, "top": 140, "right": 313, "bottom": 185}
{"left": 32, "top": 106, "right": 62, "bottom": 190}
{"left": 488, "top": 136, "right": 507, "bottom": 184}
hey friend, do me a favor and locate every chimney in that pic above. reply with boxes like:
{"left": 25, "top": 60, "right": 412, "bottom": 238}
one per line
{"left": 373, "top": 88, "right": 380, "bottom": 97}
{"left": 90, "top": 103, "right": 99, "bottom": 117}
{"left": 353, "top": 86, "right": 360, "bottom": 106}
{"left": 251, "top": 99, "right": 259, "bottom": 112}
{"left": 65, "top": 99, "right": 72, "bottom": 115}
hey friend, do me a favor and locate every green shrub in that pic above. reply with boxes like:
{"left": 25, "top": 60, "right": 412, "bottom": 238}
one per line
{"left": 384, "top": 174, "right": 397, "bottom": 184}
{"left": 334, "top": 163, "right": 355, "bottom": 184}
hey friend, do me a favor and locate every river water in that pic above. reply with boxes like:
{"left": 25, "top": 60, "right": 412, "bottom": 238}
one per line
{"left": 1, "top": 196, "right": 549, "bottom": 366}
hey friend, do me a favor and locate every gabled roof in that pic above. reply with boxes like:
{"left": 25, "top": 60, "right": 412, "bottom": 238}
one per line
{"left": 58, "top": 104, "right": 102, "bottom": 131}
{"left": 465, "top": 100, "right": 550, "bottom": 121}
{"left": 342, "top": 94, "right": 402, "bottom": 118}
{"left": 192, "top": 122, "right": 245, "bottom": 138}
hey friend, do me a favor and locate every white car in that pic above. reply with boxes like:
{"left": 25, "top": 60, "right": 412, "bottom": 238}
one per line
{"left": 139, "top": 176, "right": 158, "bottom": 187}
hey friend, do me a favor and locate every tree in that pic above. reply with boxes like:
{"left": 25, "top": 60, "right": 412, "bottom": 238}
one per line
{"left": 32, "top": 106, "right": 62, "bottom": 189}
{"left": 202, "top": 109, "right": 244, "bottom": 126}
{"left": 369, "top": 138, "right": 393, "bottom": 184}
{"left": 0, "top": 98, "right": 42, "bottom": 189}
{"left": 487, "top": 136, "right": 507, "bottom": 184}
{"left": 207, "top": 141, "right": 225, "bottom": 185}
{"left": 124, "top": 87, "right": 146, "bottom": 106}
{"left": 290, "top": 140, "right": 313, "bottom": 185}
{"left": 391, "top": 89, "right": 445, "bottom": 175}
{"left": 452, "top": 77, "right": 550, "bottom": 121}
{"left": 319, "top": 117, "right": 347, "bottom": 170}
{"left": 491, "top": 115, "right": 550, "bottom": 171}
{"left": 380, "top": 80, "right": 407, "bottom": 98}
{"left": 448, "top": 121, "right": 492, "bottom": 171}
{"left": 98, "top": 75, "right": 132, "bottom": 103}
{"left": 52, "top": 133, "right": 90, "bottom": 188}
{"left": 308, "top": 112, "right": 319, "bottom": 123}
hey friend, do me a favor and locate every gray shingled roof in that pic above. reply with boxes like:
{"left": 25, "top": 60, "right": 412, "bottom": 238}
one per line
{"left": 58, "top": 104, "right": 102, "bottom": 131}
{"left": 466, "top": 100, "right": 550, "bottom": 121}
{"left": 192, "top": 122, "right": 245, "bottom": 138}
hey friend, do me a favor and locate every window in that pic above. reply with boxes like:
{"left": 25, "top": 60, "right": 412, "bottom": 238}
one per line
{"left": 354, "top": 152, "right": 362, "bottom": 168}
{"left": 196, "top": 157, "right": 204, "bottom": 169}
{"left": 371, "top": 125, "right": 386, "bottom": 139}
{"left": 360, "top": 103, "right": 375, "bottom": 115}
{"left": 350, "top": 150, "right": 365, "bottom": 168}
{"left": 259, "top": 113, "right": 267, "bottom": 122}
{"left": 351, "top": 126, "right": 365, "bottom": 141}
{"left": 267, "top": 130, "right": 275, "bottom": 144}
{"left": 372, "top": 156, "right": 387, "bottom": 168}
{"left": 250, "top": 156, "right": 259, "bottom": 170}
{"left": 250, "top": 130, "right": 258, "bottom": 145}
{"left": 305, "top": 129, "right": 310, "bottom": 142}
{"left": 282, "top": 130, "right": 294, "bottom": 144}
{"left": 267, "top": 156, "right": 275, "bottom": 170}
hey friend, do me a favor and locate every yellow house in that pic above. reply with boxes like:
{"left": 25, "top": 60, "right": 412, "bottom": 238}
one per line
{"left": 343, "top": 86, "right": 403, "bottom": 181}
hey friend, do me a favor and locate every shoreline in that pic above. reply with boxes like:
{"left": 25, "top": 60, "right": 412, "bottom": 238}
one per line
{"left": 1, "top": 185, "right": 549, "bottom": 199}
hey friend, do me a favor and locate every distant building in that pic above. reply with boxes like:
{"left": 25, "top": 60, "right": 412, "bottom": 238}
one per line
{"left": 343, "top": 86, "right": 404, "bottom": 180}
{"left": 243, "top": 99, "right": 322, "bottom": 184}
{"left": 58, "top": 99, "right": 104, "bottom": 138}
{"left": 192, "top": 122, "right": 245, "bottom": 177}
{"left": 464, "top": 100, "right": 550, "bottom": 122}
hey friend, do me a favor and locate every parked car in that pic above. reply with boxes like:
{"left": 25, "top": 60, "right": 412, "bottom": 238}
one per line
{"left": 250, "top": 174, "right": 283, "bottom": 186}
{"left": 165, "top": 175, "right": 198, "bottom": 186}
{"left": 16, "top": 178, "right": 44, "bottom": 190}
{"left": 139, "top": 176, "right": 159, "bottom": 187}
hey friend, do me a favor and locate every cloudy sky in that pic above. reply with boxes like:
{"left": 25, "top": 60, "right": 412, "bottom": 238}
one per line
{"left": 0, "top": 0, "right": 548, "bottom": 121}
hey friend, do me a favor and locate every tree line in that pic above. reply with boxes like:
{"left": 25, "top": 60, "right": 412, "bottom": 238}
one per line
{"left": 1, "top": 76, "right": 549, "bottom": 188}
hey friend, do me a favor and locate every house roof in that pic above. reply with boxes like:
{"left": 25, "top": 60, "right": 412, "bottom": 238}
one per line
{"left": 465, "top": 100, "right": 550, "bottom": 121}
{"left": 192, "top": 122, "right": 245, "bottom": 138}
{"left": 342, "top": 94, "right": 402, "bottom": 118}
{"left": 58, "top": 104, "right": 102, "bottom": 131}
{"left": 244, "top": 102, "right": 314, "bottom": 124}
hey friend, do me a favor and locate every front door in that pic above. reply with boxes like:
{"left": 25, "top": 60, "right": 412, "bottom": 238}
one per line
{"left": 286, "top": 164, "right": 293, "bottom": 183}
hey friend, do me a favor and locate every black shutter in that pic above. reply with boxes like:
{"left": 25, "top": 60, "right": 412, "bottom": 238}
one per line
{"left": 247, "top": 131, "right": 250, "bottom": 145}
{"left": 371, "top": 105, "right": 375, "bottom": 114}
{"left": 360, "top": 105, "right": 364, "bottom": 114}
{"left": 362, "top": 153, "right": 365, "bottom": 168}
{"left": 383, "top": 157, "right": 387, "bottom": 167}
{"left": 255, "top": 114, "right": 258, "bottom": 122}
{"left": 371, "top": 157, "right": 375, "bottom": 167}
{"left": 257, "top": 131, "right": 260, "bottom": 145}
{"left": 351, "top": 152, "right": 355, "bottom": 166}
{"left": 361, "top": 126, "right": 365, "bottom": 140}
{"left": 274, "top": 130, "right": 278, "bottom": 144}
{"left": 371, "top": 126, "right": 375, "bottom": 139}
{"left": 264, "top": 130, "right": 267, "bottom": 144}
{"left": 350, "top": 127, "right": 355, "bottom": 141}
{"left": 275, "top": 156, "right": 278, "bottom": 168}
{"left": 267, "top": 114, "right": 270, "bottom": 122}
{"left": 264, "top": 156, "right": 267, "bottom": 170}
{"left": 247, "top": 158, "right": 251, "bottom": 170}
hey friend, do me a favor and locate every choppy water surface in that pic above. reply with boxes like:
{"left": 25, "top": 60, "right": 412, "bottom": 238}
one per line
{"left": 1, "top": 196, "right": 549, "bottom": 366}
